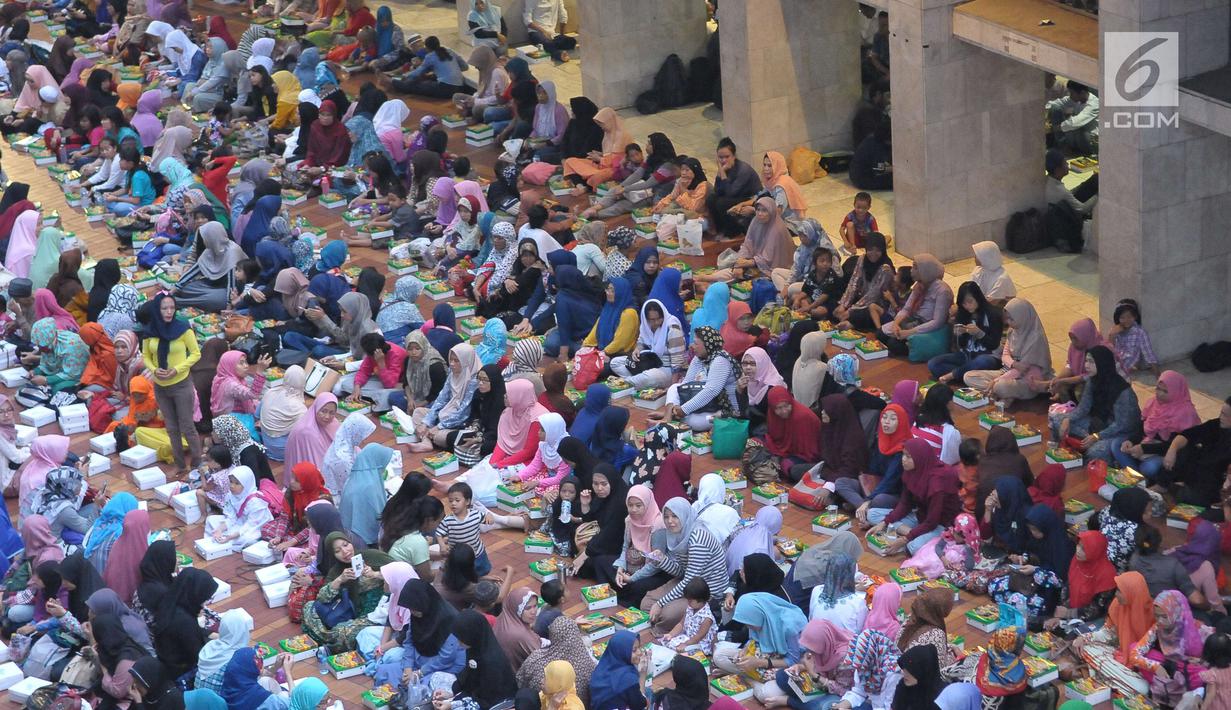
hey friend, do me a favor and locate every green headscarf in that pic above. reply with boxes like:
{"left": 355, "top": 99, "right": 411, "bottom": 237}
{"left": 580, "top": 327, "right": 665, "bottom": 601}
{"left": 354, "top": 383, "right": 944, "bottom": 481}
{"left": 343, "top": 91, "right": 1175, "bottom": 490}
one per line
{"left": 320, "top": 531, "right": 394, "bottom": 609}
{"left": 28, "top": 228, "right": 63, "bottom": 290}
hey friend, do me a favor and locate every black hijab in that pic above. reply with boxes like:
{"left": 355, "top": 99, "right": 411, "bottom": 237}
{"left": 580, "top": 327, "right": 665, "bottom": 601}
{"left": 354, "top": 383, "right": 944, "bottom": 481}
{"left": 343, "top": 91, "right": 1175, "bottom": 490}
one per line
{"left": 861, "top": 231, "right": 893, "bottom": 280}
{"left": 892, "top": 645, "right": 945, "bottom": 710}
{"left": 471, "top": 363, "right": 507, "bottom": 435}
{"left": 677, "top": 156, "right": 708, "bottom": 189}
{"left": 292, "top": 102, "right": 319, "bottom": 160}
{"left": 549, "top": 476, "right": 582, "bottom": 548}
{"left": 453, "top": 609, "right": 518, "bottom": 710}
{"left": 322, "top": 87, "right": 350, "bottom": 118}
{"left": 355, "top": 84, "right": 385, "bottom": 118}
{"left": 59, "top": 552, "right": 105, "bottom": 622}
{"left": 0, "top": 182, "right": 29, "bottom": 215}
{"left": 152, "top": 569, "right": 216, "bottom": 678}
{"left": 775, "top": 320, "right": 819, "bottom": 387}
{"left": 154, "top": 568, "right": 216, "bottom": 633}
{"left": 136, "top": 540, "right": 176, "bottom": 614}
{"left": 740, "top": 551, "right": 787, "bottom": 595}
{"left": 1087, "top": 345, "right": 1131, "bottom": 422}
{"left": 306, "top": 503, "right": 348, "bottom": 573}
{"left": 557, "top": 438, "right": 597, "bottom": 488}
{"left": 582, "top": 464, "right": 628, "bottom": 556}
{"left": 88, "top": 258, "right": 122, "bottom": 321}
{"left": 561, "top": 96, "right": 602, "bottom": 158}
{"left": 145, "top": 294, "right": 189, "bottom": 369}
{"left": 92, "top": 613, "right": 149, "bottom": 673}
{"left": 356, "top": 267, "right": 384, "bottom": 318}
{"left": 398, "top": 579, "right": 457, "bottom": 657}
{"left": 129, "top": 657, "right": 184, "bottom": 710}
{"left": 1109, "top": 486, "right": 1149, "bottom": 525}
{"left": 7, "top": 18, "right": 27, "bottom": 41}
{"left": 656, "top": 656, "right": 710, "bottom": 710}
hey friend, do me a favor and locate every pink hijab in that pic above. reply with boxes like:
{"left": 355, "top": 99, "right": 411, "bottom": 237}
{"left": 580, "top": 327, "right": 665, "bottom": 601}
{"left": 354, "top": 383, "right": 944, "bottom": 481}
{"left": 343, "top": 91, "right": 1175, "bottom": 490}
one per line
{"left": 1067, "top": 318, "right": 1110, "bottom": 375}
{"left": 454, "top": 180, "right": 489, "bottom": 213}
{"left": 4, "top": 210, "right": 41, "bottom": 279}
{"left": 21, "top": 515, "right": 63, "bottom": 565}
{"left": 102, "top": 509, "right": 150, "bottom": 603}
{"left": 59, "top": 58, "right": 94, "bottom": 89}
{"left": 381, "top": 562, "right": 418, "bottom": 631}
{"left": 130, "top": 91, "right": 164, "bottom": 150}
{"left": 33, "top": 288, "right": 78, "bottom": 332}
{"left": 891, "top": 379, "right": 919, "bottom": 424}
{"left": 743, "top": 347, "right": 785, "bottom": 405}
{"left": 497, "top": 380, "right": 549, "bottom": 456}
{"left": 210, "top": 350, "right": 249, "bottom": 415}
{"left": 18, "top": 436, "right": 71, "bottom": 512}
{"left": 285, "top": 394, "right": 341, "bottom": 469}
{"left": 864, "top": 582, "right": 903, "bottom": 639}
{"left": 15, "top": 66, "right": 57, "bottom": 112}
{"left": 625, "top": 484, "right": 662, "bottom": 553}
{"left": 1142, "top": 370, "right": 1201, "bottom": 441}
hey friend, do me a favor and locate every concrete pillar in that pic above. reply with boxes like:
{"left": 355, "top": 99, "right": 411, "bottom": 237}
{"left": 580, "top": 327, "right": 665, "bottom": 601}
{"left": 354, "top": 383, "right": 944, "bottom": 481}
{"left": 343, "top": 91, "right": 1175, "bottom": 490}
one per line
{"left": 888, "top": 0, "right": 1045, "bottom": 262}
{"left": 717, "top": 0, "right": 862, "bottom": 156}
{"left": 578, "top": 0, "right": 708, "bottom": 110}
{"left": 1096, "top": 0, "right": 1231, "bottom": 361}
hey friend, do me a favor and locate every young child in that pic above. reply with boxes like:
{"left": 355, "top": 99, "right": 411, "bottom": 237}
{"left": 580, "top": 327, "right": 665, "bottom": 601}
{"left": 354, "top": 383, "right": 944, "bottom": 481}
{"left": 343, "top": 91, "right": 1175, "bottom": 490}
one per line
{"left": 1108, "top": 298, "right": 1159, "bottom": 375}
{"left": 661, "top": 578, "right": 717, "bottom": 655}
{"left": 791, "top": 248, "right": 844, "bottom": 319}
{"left": 957, "top": 437, "right": 981, "bottom": 513}
{"left": 101, "top": 144, "right": 155, "bottom": 216}
{"left": 510, "top": 413, "right": 570, "bottom": 493}
{"left": 868, "top": 265, "right": 913, "bottom": 330}
{"left": 433, "top": 195, "right": 483, "bottom": 277}
{"left": 194, "top": 444, "right": 235, "bottom": 514}
{"left": 435, "top": 482, "right": 523, "bottom": 577}
{"left": 66, "top": 105, "right": 103, "bottom": 167}
{"left": 452, "top": 156, "right": 473, "bottom": 182}
{"left": 839, "top": 192, "right": 879, "bottom": 251}
{"left": 209, "top": 102, "right": 234, "bottom": 145}
{"left": 83, "top": 137, "right": 125, "bottom": 197}
{"left": 1201, "top": 633, "right": 1231, "bottom": 710}
{"left": 536, "top": 477, "right": 580, "bottom": 560}
{"left": 533, "top": 580, "right": 566, "bottom": 635}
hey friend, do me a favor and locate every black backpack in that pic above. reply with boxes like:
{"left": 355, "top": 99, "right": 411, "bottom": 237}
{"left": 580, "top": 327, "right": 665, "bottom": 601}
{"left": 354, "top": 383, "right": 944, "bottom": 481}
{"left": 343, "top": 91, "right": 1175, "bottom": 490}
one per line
{"left": 1005, "top": 207, "right": 1047, "bottom": 254}
{"left": 634, "top": 91, "right": 661, "bottom": 115}
{"left": 1192, "top": 341, "right": 1231, "bottom": 372}
{"left": 652, "top": 54, "right": 688, "bottom": 110}
{"left": 686, "top": 57, "right": 713, "bottom": 103}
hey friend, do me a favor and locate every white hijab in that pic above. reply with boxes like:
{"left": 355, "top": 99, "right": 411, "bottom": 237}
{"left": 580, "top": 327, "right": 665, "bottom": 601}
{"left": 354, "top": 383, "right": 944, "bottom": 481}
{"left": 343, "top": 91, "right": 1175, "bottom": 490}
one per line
{"left": 692, "top": 472, "right": 739, "bottom": 543}
{"left": 970, "top": 241, "right": 1017, "bottom": 301}
{"left": 372, "top": 99, "right": 410, "bottom": 134}
{"left": 537, "top": 412, "right": 566, "bottom": 469}
{"left": 164, "top": 30, "right": 201, "bottom": 76}
{"left": 196, "top": 609, "right": 254, "bottom": 678}
{"left": 223, "top": 466, "right": 259, "bottom": 521}
{"left": 638, "top": 299, "right": 682, "bottom": 357}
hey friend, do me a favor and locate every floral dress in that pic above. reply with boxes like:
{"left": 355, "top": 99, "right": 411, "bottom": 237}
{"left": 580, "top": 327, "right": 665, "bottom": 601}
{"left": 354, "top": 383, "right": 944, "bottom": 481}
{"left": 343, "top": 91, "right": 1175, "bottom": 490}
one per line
{"left": 987, "top": 568, "right": 1062, "bottom": 620}
{"left": 301, "top": 574, "right": 386, "bottom": 651}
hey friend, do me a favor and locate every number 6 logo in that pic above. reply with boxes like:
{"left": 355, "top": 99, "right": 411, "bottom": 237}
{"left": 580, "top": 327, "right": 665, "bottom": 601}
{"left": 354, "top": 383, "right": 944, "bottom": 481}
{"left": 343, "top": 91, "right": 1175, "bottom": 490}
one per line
{"left": 1104, "top": 32, "right": 1179, "bottom": 108}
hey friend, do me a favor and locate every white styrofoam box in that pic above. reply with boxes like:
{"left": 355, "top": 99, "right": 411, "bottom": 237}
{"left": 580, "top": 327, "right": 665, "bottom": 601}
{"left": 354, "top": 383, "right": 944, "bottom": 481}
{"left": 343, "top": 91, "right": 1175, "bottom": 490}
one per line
{"left": 0, "top": 367, "right": 28, "bottom": 388}
{"left": 137, "top": 500, "right": 148, "bottom": 511}
{"left": 133, "top": 467, "right": 168, "bottom": 491}
{"left": 57, "top": 403, "right": 88, "bottom": 426}
{"left": 171, "top": 491, "right": 201, "bottom": 525}
{"left": 7, "top": 676, "right": 49, "bottom": 702}
{"left": 255, "top": 563, "right": 291, "bottom": 586}
{"left": 15, "top": 425, "right": 35, "bottom": 448}
{"left": 0, "top": 641, "right": 8, "bottom": 663}
{"left": 153, "top": 480, "right": 187, "bottom": 504}
{"left": 89, "top": 432, "right": 116, "bottom": 455}
{"left": 194, "top": 537, "right": 233, "bottom": 561}
{"left": 58, "top": 419, "right": 89, "bottom": 436}
{"left": 120, "top": 445, "right": 158, "bottom": 469}
{"left": 19, "top": 406, "right": 55, "bottom": 428}
{"left": 209, "top": 577, "right": 231, "bottom": 603}
{"left": 0, "top": 661, "right": 20, "bottom": 690}
{"left": 0, "top": 343, "right": 17, "bottom": 369}
{"left": 243, "top": 541, "right": 278, "bottom": 566}
{"left": 86, "top": 452, "right": 110, "bottom": 475}
{"left": 262, "top": 579, "right": 290, "bottom": 608}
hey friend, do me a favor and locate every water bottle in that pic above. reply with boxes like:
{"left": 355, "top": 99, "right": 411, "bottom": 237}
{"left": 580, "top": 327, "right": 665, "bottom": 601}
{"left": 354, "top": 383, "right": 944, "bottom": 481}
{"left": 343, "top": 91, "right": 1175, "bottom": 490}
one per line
{"left": 560, "top": 499, "right": 572, "bottom": 524}
{"left": 316, "top": 646, "right": 329, "bottom": 675}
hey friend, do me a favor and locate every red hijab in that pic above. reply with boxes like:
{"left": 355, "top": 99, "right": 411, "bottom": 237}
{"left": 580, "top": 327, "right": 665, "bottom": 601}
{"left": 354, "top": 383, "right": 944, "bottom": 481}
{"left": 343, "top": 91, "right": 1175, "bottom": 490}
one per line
{"left": 305, "top": 100, "right": 352, "bottom": 168}
{"left": 290, "top": 462, "right": 330, "bottom": 520}
{"left": 79, "top": 323, "right": 117, "bottom": 389}
{"left": 1028, "top": 464, "right": 1065, "bottom": 517}
{"left": 720, "top": 301, "right": 757, "bottom": 359}
{"left": 652, "top": 451, "right": 692, "bottom": 510}
{"left": 877, "top": 404, "right": 911, "bottom": 455}
{"left": 207, "top": 16, "right": 237, "bottom": 49}
{"left": 765, "top": 387, "right": 821, "bottom": 461}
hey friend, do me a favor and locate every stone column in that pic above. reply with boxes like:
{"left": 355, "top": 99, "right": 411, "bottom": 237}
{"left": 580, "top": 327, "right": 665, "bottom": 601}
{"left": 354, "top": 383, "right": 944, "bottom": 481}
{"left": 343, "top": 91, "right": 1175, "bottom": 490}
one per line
{"left": 718, "top": 0, "right": 862, "bottom": 155}
{"left": 578, "top": 0, "right": 708, "bottom": 110}
{"left": 888, "top": 0, "right": 1044, "bottom": 261}
{"left": 1096, "top": 0, "right": 1231, "bottom": 360}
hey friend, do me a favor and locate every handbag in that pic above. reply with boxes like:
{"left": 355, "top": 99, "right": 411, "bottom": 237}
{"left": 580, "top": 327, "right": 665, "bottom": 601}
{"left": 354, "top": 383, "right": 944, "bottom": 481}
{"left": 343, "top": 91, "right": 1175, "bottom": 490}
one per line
{"left": 454, "top": 427, "right": 484, "bottom": 467}
{"left": 711, "top": 417, "right": 749, "bottom": 460}
{"left": 224, "top": 315, "right": 254, "bottom": 341}
{"left": 58, "top": 653, "right": 98, "bottom": 690}
{"left": 303, "top": 358, "right": 342, "bottom": 398}
{"left": 623, "top": 351, "right": 662, "bottom": 375}
{"left": 574, "top": 521, "right": 600, "bottom": 550}
{"left": 313, "top": 588, "right": 355, "bottom": 629}
{"left": 677, "top": 381, "right": 721, "bottom": 413}
{"left": 571, "top": 347, "right": 607, "bottom": 391}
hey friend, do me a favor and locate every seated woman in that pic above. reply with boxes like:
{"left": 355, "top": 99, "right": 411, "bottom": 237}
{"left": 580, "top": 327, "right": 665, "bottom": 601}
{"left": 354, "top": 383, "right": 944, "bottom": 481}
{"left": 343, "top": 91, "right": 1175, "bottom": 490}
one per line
{"left": 802, "top": 395, "right": 870, "bottom": 501}
{"left": 833, "top": 232, "right": 894, "bottom": 331}
{"left": 210, "top": 350, "right": 268, "bottom": 426}
{"left": 609, "top": 299, "right": 687, "bottom": 390}
{"left": 375, "top": 277, "right": 426, "bottom": 346}
{"left": 1112, "top": 370, "right": 1201, "bottom": 487}
{"left": 537, "top": 363, "right": 577, "bottom": 426}
{"left": 928, "top": 281, "right": 1003, "bottom": 384}
{"left": 409, "top": 343, "right": 482, "bottom": 454}
{"left": 581, "top": 133, "right": 679, "bottom": 220}
{"left": 590, "top": 408, "right": 636, "bottom": 473}
{"left": 258, "top": 365, "right": 306, "bottom": 462}
{"left": 1049, "top": 317, "right": 1111, "bottom": 402}
{"left": 648, "top": 326, "right": 738, "bottom": 433}
{"left": 0, "top": 516, "right": 63, "bottom": 631}
{"left": 31, "top": 465, "right": 95, "bottom": 544}
{"left": 880, "top": 254, "right": 953, "bottom": 360}
{"left": 651, "top": 157, "right": 709, "bottom": 223}
{"left": 761, "top": 386, "right": 822, "bottom": 481}
{"left": 173, "top": 222, "right": 244, "bottom": 313}
{"left": 26, "top": 317, "right": 89, "bottom": 393}
{"left": 843, "top": 404, "right": 908, "bottom": 522}
{"left": 370, "top": 578, "right": 466, "bottom": 691}
{"left": 150, "top": 568, "right": 217, "bottom": 681}
{"left": 343, "top": 333, "right": 407, "bottom": 414}
{"left": 969, "top": 241, "right": 1017, "bottom": 305}
{"left": 694, "top": 197, "right": 794, "bottom": 288}
{"left": 713, "top": 593, "right": 807, "bottom": 705}
{"left": 641, "top": 498, "right": 729, "bottom": 637}
{"left": 1049, "top": 345, "right": 1141, "bottom": 465}
{"left": 963, "top": 298, "right": 1054, "bottom": 408}
{"left": 805, "top": 549, "right": 866, "bottom": 632}
{"left": 291, "top": 291, "right": 380, "bottom": 361}
{"left": 202, "top": 466, "right": 273, "bottom": 552}
{"left": 867, "top": 439, "right": 961, "bottom": 555}
{"left": 478, "top": 238, "right": 545, "bottom": 320}
{"left": 1044, "top": 530, "right": 1118, "bottom": 628}
{"left": 508, "top": 413, "right": 570, "bottom": 493}
{"left": 988, "top": 503, "right": 1073, "bottom": 621}
{"left": 582, "top": 276, "right": 638, "bottom": 359}
{"left": 301, "top": 531, "right": 393, "bottom": 651}
{"left": 1130, "top": 524, "right": 1205, "bottom": 609}
{"left": 212, "top": 414, "right": 275, "bottom": 484}
{"left": 544, "top": 265, "right": 604, "bottom": 361}
{"left": 736, "top": 347, "right": 784, "bottom": 436}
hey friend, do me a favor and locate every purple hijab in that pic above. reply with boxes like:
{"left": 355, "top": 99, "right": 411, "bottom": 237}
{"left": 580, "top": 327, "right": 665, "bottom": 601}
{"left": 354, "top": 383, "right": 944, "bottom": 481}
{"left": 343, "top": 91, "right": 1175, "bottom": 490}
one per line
{"left": 1170, "top": 518, "right": 1221, "bottom": 574}
{"left": 432, "top": 176, "right": 456, "bottom": 226}
{"left": 59, "top": 58, "right": 94, "bottom": 89}
{"left": 160, "top": 0, "right": 189, "bottom": 27}
{"left": 408, "top": 116, "right": 440, "bottom": 154}
{"left": 130, "top": 91, "right": 164, "bottom": 150}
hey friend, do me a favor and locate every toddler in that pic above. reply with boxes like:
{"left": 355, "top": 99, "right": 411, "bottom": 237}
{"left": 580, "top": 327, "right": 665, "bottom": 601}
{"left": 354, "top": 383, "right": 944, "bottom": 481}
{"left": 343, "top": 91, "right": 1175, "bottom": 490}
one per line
{"left": 534, "top": 580, "right": 566, "bottom": 635}
{"left": 1201, "top": 633, "right": 1231, "bottom": 710}
{"left": 868, "top": 265, "right": 913, "bottom": 330}
{"left": 510, "top": 413, "right": 570, "bottom": 493}
{"left": 957, "top": 437, "right": 982, "bottom": 512}
{"left": 535, "top": 477, "right": 580, "bottom": 559}
{"left": 661, "top": 578, "right": 716, "bottom": 655}
{"left": 839, "top": 192, "right": 878, "bottom": 251}
{"left": 208, "top": 101, "right": 234, "bottom": 146}
{"left": 435, "top": 482, "right": 522, "bottom": 577}
{"left": 791, "top": 248, "right": 844, "bottom": 319}
{"left": 1108, "top": 299, "right": 1159, "bottom": 374}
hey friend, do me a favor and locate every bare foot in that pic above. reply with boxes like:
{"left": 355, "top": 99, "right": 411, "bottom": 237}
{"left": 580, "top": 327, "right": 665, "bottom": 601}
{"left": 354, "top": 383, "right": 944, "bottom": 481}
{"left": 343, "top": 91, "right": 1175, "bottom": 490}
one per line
{"left": 558, "top": 51, "right": 570, "bottom": 63}
{"left": 519, "top": 512, "right": 532, "bottom": 532}
{"left": 408, "top": 441, "right": 433, "bottom": 453}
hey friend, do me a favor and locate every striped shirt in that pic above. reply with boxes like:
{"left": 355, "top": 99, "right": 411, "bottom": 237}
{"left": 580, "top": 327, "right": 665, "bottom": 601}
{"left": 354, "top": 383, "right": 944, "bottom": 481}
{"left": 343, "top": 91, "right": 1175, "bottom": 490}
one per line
{"left": 680, "top": 354, "right": 739, "bottom": 416}
{"left": 657, "top": 526, "right": 728, "bottom": 605}
{"left": 435, "top": 502, "right": 489, "bottom": 557}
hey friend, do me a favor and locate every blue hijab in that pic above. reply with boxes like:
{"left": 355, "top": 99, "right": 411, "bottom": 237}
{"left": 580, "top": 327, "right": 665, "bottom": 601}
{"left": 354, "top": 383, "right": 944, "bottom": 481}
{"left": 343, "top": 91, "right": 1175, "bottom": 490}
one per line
{"left": 220, "top": 648, "right": 271, "bottom": 710}
{"left": 241, "top": 195, "right": 282, "bottom": 255}
{"left": 315, "top": 240, "right": 348, "bottom": 272}
{"left": 427, "top": 303, "right": 462, "bottom": 356}
{"left": 314, "top": 62, "right": 339, "bottom": 92}
{"left": 647, "top": 267, "right": 687, "bottom": 332}
{"left": 375, "top": 6, "right": 395, "bottom": 56}
{"left": 992, "top": 476, "right": 1032, "bottom": 553}
{"left": 590, "top": 406, "right": 629, "bottom": 463}
{"left": 340, "top": 444, "right": 394, "bottom": 545}
{"left": 554, "top": 265, "right": 603, "bottom": 342}
{"left": 146, "top": 293, "right": 190, "bottom": 369}
{"left": 475, "top": 317, "right": 507, "bottom": 366}
{"left": 184, "top": 689, "right": 226, "bottom": 710}
{"left": 345, "top": 115, "right": 390, "bottom": 167}
{"left": 590, "top": 630, "right": 642, "bottom": 710}
{"left": 83, "top": 492, "right": 137, "bottom": 559}
{"left": 624, "top": 245, "right": 658, "bottom": 294}
{"left": 254, "top": 240, "right": 293, "bottom": 284}
{"left": 690, "top": 281, "right": 729, "bottom": 335}
{"left": 474, "top": 212, "right": 496, "bottom": 267}
{"left": 1025, "top": 503, "right": 1073, "bottom": 578}
{"left": 294, "top": 47, "right": 320, "bottom": 89}
{"left": 570, "top": 383, "right": 609, "bottom": 447}
{"left": 308, "top": 272, "right": 349, "bottom": 321}
{"left": 596, "top": 276, "right": 634, "bottom": 350}
{"left": 732, "top": 592, "right": 808, "bottom": 655}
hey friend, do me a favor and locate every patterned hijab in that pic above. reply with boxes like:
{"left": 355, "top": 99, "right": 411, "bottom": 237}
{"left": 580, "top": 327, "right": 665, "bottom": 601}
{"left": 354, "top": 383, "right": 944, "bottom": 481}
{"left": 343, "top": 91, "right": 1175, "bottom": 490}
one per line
{"left": 976, "top": 625, "right": 1028, "bottom": 696}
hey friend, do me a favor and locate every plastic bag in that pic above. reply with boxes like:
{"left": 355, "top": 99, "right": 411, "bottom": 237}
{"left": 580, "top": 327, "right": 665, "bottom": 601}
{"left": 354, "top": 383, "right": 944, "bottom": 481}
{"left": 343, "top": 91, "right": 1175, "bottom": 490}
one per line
{"left": 679, "top": 219, "right": 704, "bottom": 256}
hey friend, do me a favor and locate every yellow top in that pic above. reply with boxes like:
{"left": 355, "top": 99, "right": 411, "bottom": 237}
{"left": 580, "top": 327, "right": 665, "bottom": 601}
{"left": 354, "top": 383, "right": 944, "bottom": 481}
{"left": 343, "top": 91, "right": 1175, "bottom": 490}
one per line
{"left": 141, "top": 329, "right": 202, "bottom": 387}
{"left": 583, "top": 309, "right": 638, "bottom": 356}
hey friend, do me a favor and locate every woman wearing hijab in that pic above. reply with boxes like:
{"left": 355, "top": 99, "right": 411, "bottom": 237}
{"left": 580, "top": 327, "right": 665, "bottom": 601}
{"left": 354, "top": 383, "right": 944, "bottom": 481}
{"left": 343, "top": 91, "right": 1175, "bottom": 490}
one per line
{"left": 785, "top": 330, "right": 830, "bottom": 411}
{"left": 339, "top": 444, "right": 391, "bottom": 546}
{"left": 761, "top": 386, "right": 822, "bottom": 482}
{"left": 589, "top": 631, "right": 646, "bottom": 710}
{"left": 27, "top": 317, "right": 89, "bottom": 397}
{"left": 974, "top": 424, "right": 1033, "bottom": 520}
{"left": 370, "top": 98, "right": 409, "bottom": 164}
{"left": 542, "top": 262, "right": 604, "bottom": 359}
{"left": 256, "top": 365, "right": 306, "bottom": 462}
{"left": 202, "top": 466, "right": 273, "bottom": 552}
{"left": 650, "top": 325, "right": 738, "bottom": 432}
{"left": 737, "top": 346, "right": 785, "bottom": 435}
{"left": 969, "top": 240, "right": 1017, "bottom": 304}
{"left": 514, "top": 614, "right": 595, "bottom": 703}
{"left": 301, "top": 531, "right": 392, "bottom": 650}
{"left": 989, "top": 504, "right": 1072, "bottom": 617}
{"left": 1059, "top": 530, "right": 1119, "bottom": 623}
{"left": 210, "top": 350, "right": 267, "bottom": 420}
{"left": 490, "top": 586, "right": 541, "bottom": 673}
{"left": 33, "top": 286, "right": 79, "bottom": 332}
{"left": 1170, "top": 519, "right": 1225, "bottom": 613}
{"left": 867, "top": 438, "right": 961, "bottom": 555}
{"left": 1050, "top": 344, "right": 1142, "bottom": 464}
{"left": 696, "top": 197, "right": 794, "bottom": 288}
{"left": 1113, "top": 370, "right": 1201, "bottom": 482}
{"left": 711, "top": 593, "right": 808, "bottom": 704}
{"left": 608, "top": 298, "right": 687, "bottom": 391}
{"left": 316, "top": 410, "right": 375, "bottom": 495}
{"left": 983, "top": 475, "right": 1033, "bottom": 555}
{"left": 370, "top": 578, "right": 465, "bottom": 688}
{"left": 84, "top": 496, "right": 139, "bottom": 578}
{"left": 150, "top": 568, "right": 217, "bottom": 680}
{"left": 1077, "top": 571, "right": 1155, "bottom": 696}
{"left": 643, "top": 497, "right": 728, "bottom": 636}
{"left": 3, "top": 209, "right": 40, "bottom": 279}
{"left": 879, "top": 253, "right": 953, "bottom": 359}
{"left": 1028, "top": 463, "right": 1065, "bottom": 517}
{"left": 300, "top": 99, "right": 352, "bottom": 179}
{"left": 173, "top": 222, "right": 243, "bottom": 312}
{"left": 90, "top": 608, "right": 153, "bottom": 706}
{"left": 407, "top": 343, "right": 481, "bottom": 454}
{"left": 129, "top": 540, "right": 174, "bottom": 627}
{"left": 1049, "top": 316, "right": 1115, "bottom": 399}
{"left": 692, "top": 471, "right": 739, "bottom": 543}
{"left": 192, "top": 609, "right": 253, "bottom": 694}
{"left": 301, "top": 291, "right": 380, "bottom": 361}
{"left": 811, "top": 393, "right": 871, "bottom": 488}
{"left": 284, "top": 394, "right": 339, "bottom": 471}
{"left": 964, "top": 297, "right": 1054, "bottom": 405}
{"left": 1097, "top": 487, "right": 1150, "bottom": 571}
{"left": 768, "top": 618, "right": 856, "bottom": 708}
{"left": 101, "top": 508, "right": 150, "bottom": 604}
{"left": 719, "top": 301, "right": 759, "bottom": 360}
{"left": 832, "top": 230, "right": 894, "bottom": 329}
{"left": 893, "top": 645, "right": 946, "bottom": 710}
